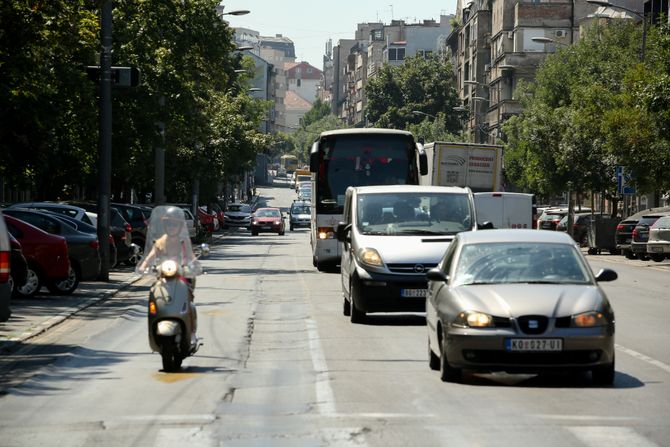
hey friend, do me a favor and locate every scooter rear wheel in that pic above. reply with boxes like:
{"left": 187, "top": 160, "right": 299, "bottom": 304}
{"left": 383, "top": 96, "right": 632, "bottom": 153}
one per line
{"left": 161, "top": 345, "right": 179, "bottom": 372}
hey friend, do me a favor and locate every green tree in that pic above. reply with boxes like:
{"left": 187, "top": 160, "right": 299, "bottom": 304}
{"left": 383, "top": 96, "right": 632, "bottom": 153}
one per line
{"left": 365, "top": 55, "right": 461, "bottom": 135}
{"left": 299, "top": 98, "right": 331, "bottom": 128}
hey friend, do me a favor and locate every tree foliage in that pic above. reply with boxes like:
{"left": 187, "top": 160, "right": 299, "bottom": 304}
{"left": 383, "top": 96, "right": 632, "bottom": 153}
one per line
{"left": 503, "top": 21, "right": 670, "bottom": 200}
{"left": 365, "top": 55, "right": 461, "bottom": 135}
{"left": 0, "top": 0, "right": 270, "bottom": 203}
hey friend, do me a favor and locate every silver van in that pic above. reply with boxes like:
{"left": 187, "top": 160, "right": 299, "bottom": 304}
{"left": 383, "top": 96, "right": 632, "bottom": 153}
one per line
{"left": 336, "top": 185, "right": 479, "bottom": 323}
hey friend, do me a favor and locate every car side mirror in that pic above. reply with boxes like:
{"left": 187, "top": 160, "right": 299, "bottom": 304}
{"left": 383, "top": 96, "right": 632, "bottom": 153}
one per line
{"left": 426, "top": 268, "right": 448, "bottom": 283}
{"left": 478, "top": 221, "right": 494, "bottom": 230}
{"left": 595, "top": 268, "right": 617, "bottom": 282}
{"left": 335, "top": 222, "right": 351, "bottom": 242}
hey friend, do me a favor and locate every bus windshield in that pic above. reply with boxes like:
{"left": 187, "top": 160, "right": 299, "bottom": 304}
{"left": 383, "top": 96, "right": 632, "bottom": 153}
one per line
{"left": 315, "top": 133, "right": 418, "bottom": 213}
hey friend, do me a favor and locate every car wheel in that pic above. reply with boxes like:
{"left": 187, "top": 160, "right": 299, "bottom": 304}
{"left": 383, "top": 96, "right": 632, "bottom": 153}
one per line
{"left": 15, "top": 267, "right": 41, "bottom": 298}
{"left": 592, "top": 355, "right": 615, "bottom": 386}
{"left": 343, "top": 295, "right": 351, "bottom": 316}
{"left": 579, "top": 234, "right": 588, "bottom": 247}
{"left": 439, "top": 329, "right": 461, "bottom": 382}
{"left": 639, "top": 254, "right": 650, "bottom": 261}
{"left": 47, "top": 264, "right": 80, "bottom": 295}
{"left": 124, "top": 245, "right": 144, "bottom": 267}
{"left": 279, "top": 231, "right": 285, "bottom": 236}
{"left": 429, "top": 336, "right": 439, "bottom": 371}
{"left": 251, "top": 230, "right": 258, "bottom": 236}
{"left": 349, "top": 280, "right": 366, "bottom": 324}
{"left": 624, "top": 250, "right": 636, "bottom": 259}
{"left": 290, "top": 225, "right": 294, "bottom": 231}
{"left": 651, "top": 253, "right": 665, "bottom": 263}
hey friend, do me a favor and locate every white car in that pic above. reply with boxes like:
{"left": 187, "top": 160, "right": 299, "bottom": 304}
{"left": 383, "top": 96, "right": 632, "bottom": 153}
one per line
{"left": 224, "top": 203, "right": 253, "bottom": 230}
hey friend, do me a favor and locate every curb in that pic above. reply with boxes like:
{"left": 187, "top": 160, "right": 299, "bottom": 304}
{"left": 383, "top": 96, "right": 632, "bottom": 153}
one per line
{"left": 0, "top": 274, "right": 144, "bottom": 354}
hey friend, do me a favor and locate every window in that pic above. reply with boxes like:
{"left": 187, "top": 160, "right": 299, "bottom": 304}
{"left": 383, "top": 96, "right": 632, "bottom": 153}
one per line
{"left": 388, "top": 48, "right": 397, "bottom": 60}
{"left": 297, "top": 79, "right": 301, "bottom": 87}
{"left": 397, "top": 48, "right": 405, "bottom": 60}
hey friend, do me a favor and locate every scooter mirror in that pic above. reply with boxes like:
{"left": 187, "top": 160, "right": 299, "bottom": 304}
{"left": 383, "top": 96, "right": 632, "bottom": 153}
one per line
{"left": 200, "top": 243, "right": 210, "bottom": 256}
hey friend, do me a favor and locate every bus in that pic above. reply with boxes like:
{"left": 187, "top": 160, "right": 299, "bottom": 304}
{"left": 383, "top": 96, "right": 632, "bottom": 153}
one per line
{"left": 309, "top": 128, "right": 427, "bottom": 271}
{"left": 279, "top": 154, "right": 298, "bottom": 176}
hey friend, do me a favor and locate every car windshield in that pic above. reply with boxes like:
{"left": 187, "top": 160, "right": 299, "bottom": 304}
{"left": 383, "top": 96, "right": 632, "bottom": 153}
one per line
{"left": 291, "top": 206, "right": 310, "bottom": 214}
{"left": 356, "top": 192, "right": 473, "bottom": 236}
{"left": 453, "top": 242, "right": 592, "bottom": 286}
{"left": 228, "top": 205, "right": 251, "bottom": 213}
{"left": 256, "top": 209, "right": 280, "bottom": 218}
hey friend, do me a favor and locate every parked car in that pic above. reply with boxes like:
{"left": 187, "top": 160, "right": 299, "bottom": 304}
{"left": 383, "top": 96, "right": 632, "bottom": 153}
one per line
{"left": 8, "top": 233, "right": 28, "bottom": 297}
{"left": 336, "top": 185, "right": 477, "bottom": 323}
{"left": 111, "top": 203, "right": 151, "bottom": 265}
{"left": 224, "top": 203, "right": 253, "bottom": 230}
{"left": 647, "top": 215, "right": 670, "bottom": 262}
{"left": 289, "top": 200, "right": 311, "bottom": 231}
{"left": 197, "top": 206, "right": 216, "bottom": 233}
{"left": 537, "top": 208, "right": 567, "bottom": 231}
{"left": 4, "top": 214, "right": 71, "bottom": 298}
{"left": 426, "top": 229, "right": 617, "bottom": 384}
{"left": 3, "top": 208, "right": 101, "bottom": 294}
{"left": 8, "top": 202, "right": 95, "bottom": 225}
{"left": 631, "top": 212, "right": 670, "bottom": 260}
{"left": 68, "top": 202, "right": 136, "bottom": 266}
{"left": 556, "top": 213, "right": 591, "bottom": 246}
{"left": 615, "top": 206, "right": 670, "bottom": 259}
{"left": 250, "top": 208, "right": 285, "bottom": 236}
{"left": 0, "top": 212, "right": 12, "bottom": 321}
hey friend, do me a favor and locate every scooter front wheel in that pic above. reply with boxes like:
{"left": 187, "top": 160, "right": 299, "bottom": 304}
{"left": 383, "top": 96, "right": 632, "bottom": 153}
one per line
{"left": 161, "top": 344, "right": 180, "bottom": 372}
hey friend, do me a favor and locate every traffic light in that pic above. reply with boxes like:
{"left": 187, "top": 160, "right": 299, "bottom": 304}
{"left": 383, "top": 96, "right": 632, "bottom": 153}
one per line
{"left": 85, "top": 66, "right": 141, "bottom": 87}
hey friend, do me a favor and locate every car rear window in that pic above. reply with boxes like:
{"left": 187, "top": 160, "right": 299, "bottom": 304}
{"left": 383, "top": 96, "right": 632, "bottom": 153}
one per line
{"left": 638, "top": 216, "right": 662, "bottom": 226}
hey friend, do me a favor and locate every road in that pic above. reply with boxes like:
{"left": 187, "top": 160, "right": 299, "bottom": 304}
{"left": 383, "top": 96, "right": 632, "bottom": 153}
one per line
{"left": 1, "top": 181, "right": 669, "bottom": 446}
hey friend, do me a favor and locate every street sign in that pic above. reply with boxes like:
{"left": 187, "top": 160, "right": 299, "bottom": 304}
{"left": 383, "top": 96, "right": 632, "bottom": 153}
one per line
{"left": 86, "top": 66, "right": 141, "bottom": 87}
{"left": 616, "top": 166, "right": 636, "bottom": 195}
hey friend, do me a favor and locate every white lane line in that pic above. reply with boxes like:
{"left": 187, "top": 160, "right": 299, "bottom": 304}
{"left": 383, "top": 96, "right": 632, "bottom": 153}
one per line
{"left": 153, "top": 427, "right": 215, "bottom": 447}
{"left": 306, "top": 318, "right": 337, "bottom": 417}
{"left": 537, "top": 415, "right": 641, "bottom": 422}
{"left": 567, "top": 426, "right": 659, "bottom": 447}
{"left": 616, "top": 344, "right": 670, "bottom": 375}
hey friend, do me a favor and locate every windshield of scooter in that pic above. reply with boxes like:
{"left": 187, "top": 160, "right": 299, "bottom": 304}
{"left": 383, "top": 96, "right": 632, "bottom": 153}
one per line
{"left": 136, "top": 205, "right": 202, "bottom": 276}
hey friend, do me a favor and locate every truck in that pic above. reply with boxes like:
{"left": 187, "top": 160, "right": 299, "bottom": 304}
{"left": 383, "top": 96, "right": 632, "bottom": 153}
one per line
{"left": 420, "top": 141, "right": 504, "bottom": 192}
{"left": 474, "top": 192, "right": 534, "bottom": 229}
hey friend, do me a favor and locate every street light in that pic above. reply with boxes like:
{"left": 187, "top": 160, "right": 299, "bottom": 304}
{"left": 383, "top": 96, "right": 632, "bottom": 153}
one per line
{"left": 412, "top": 110, "right": 437, "bottom": 119}
{"left": 586, "top": 0, "right": 646, "bottom": 60}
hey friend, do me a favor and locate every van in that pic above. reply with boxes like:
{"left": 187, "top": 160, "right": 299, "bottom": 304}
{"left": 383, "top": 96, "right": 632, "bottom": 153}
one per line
{"left": 335, "top": 185, "right": 477, "bottom": 323}
{"left": 474, "top": 192, "right": 533, "bottom": 229}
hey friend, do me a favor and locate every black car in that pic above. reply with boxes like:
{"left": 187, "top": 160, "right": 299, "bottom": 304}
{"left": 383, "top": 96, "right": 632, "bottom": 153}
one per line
{"left": 537, "top": 209, "right": 567, "bottom": 230}
{"left": 3, "top": 208, "right": 101, "bottom": 295}
{"left": 111, "top": 203, "right": 153, "bottom": 264}
{"left": 616, "top": 206, "right": 670, "bottom": 259}
{"left": 556, "top": 213, "right": 591, "bottom": 246}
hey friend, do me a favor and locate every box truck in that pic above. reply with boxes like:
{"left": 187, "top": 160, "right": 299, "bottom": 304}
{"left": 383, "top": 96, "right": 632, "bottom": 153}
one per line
{"left": 420, "top": 141, "right": 504, "bottom": 192}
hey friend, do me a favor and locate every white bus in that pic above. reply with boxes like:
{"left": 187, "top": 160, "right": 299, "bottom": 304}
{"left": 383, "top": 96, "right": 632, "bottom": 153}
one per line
{"left": 309, "top": 128, "right": 427, "bottom": 271}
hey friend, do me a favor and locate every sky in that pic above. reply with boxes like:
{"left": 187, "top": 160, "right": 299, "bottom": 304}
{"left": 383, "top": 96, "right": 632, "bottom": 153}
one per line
{"left": 223, "top": 1, "right": 459, "bottom": 70}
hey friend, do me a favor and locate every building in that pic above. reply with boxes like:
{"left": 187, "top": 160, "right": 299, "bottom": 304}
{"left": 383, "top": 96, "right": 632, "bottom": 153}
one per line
{"left": 284, "top": 61, "right": 323, "bottom": 104}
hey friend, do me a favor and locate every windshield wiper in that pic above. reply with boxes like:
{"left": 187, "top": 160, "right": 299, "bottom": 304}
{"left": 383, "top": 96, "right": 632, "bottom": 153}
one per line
{"left": 397, "top": 229, "right": 444, "bottom": 235}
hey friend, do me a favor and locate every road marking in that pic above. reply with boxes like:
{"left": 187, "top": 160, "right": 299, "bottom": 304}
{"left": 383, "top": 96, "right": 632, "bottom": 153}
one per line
{"left": 616, "top": 344, "right": 670, "bottom": 375}
{"left": 306, "top": 318, "right": 337, "bottom": 417}
{"left": 537, "top": 415, "right": 641, "bottom": 422}
{"left": 153, "top": 372, "right": 202, "bottom": 383}
{"left": 154, "top": 427, "right": 214, "bottom": 447}
{"left": 567, "top": 426, "right": 659, "bottom": 447}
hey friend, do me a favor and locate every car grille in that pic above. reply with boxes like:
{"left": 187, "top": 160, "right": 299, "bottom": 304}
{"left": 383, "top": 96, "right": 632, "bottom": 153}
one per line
{"left": 387, "top": 263, "right": 437, "bottom": 274}
{"left": 461, "top": 350, "right": 603, "bottom": 365}
{"left": 517, "top": 315, "right": 549, "bottom": 334}
{"left": 227, "top": 215, "right": 247, "bottom": 221}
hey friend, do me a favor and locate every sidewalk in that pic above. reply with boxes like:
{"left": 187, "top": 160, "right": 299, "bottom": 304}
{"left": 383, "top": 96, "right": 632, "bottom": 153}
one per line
{"left": 0, "top": 268, "right": 143, "bottom": 354}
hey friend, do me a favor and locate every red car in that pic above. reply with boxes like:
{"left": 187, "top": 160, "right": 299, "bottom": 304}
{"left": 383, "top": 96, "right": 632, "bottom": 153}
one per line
{"left": 4, "top": 215, "right": 71, "bottom": 297}
{"left": 250, "top": 208, "right": 285, "bottom": 236}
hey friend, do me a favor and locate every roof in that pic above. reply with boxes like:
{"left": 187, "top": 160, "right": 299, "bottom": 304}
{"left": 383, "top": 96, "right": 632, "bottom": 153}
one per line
{"left": 284, "top": 90, "right": 312, "bottom": 110}
{"left": 319, "top": 128, "right": 413, "bottom": 138}
{"left": 457, "top": 229, "right": 576, "bottom": 245}
{"left": 351, "top": 185, "right": 471, "bottom": 195}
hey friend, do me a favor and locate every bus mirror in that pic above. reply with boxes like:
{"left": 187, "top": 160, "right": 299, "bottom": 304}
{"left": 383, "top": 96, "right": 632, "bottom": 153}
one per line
{"left": 418, "top": 149, "right": 428, "bottom": 176}
{"left": 309, "top": 142, "right": 319, "bottom": 172}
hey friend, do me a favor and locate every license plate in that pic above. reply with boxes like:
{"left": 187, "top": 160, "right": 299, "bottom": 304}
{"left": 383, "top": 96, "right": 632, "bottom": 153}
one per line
{"left": 262, "top": 226, "right": 271, "bottom": 230}
{"left": 650, "top": 246, "right": 663, "bottom": 252}
{"left": 505, "top": 338, "right": 562, "bottom": 352}
{"left": 400, "top": 288, "right": 427, "bottom": 298}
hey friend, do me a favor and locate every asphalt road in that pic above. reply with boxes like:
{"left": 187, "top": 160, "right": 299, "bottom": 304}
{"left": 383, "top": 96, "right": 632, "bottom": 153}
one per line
{"left": 0, "top": 180, "right": 669, "bottom": 446}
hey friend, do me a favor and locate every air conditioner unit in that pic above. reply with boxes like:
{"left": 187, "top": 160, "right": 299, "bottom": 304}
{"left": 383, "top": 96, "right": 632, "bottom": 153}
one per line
{"left": 506, "top": 31, "right": 513, "bottom": 39}
{"left": 555, "top": 30, "right": 567, "bottom": 38}
{"left": 484, "top": 64, "right": 490, "bottom": 72}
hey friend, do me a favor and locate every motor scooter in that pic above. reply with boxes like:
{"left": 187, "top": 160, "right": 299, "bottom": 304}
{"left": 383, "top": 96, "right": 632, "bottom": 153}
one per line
{"left": 137, "top": 205, "right": 209, "bottom": 372}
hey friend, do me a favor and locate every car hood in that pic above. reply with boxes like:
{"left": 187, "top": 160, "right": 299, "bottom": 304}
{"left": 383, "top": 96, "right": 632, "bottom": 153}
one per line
{"left": 452, "top": 284, "right": 606, "bottom": 317}
{"left": 254, "top": 217, "right": 281, "bottom": 223}
{"left": 291, "top": 213, "right": 311, "bottom": 219}
{"left": 358, "top": 234, "right": 454, "bottom": 264}
{"left": 226, "top": 212, "right": 250, "bottom": 218}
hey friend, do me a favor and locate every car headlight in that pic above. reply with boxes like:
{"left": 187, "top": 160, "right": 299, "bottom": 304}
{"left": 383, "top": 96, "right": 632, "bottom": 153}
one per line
{"left": 452, "top": 311, "right": 494, "bottom": 328}
{"left": 356, "top": 248, "right": 383, "bottom": 267}
{"left": 571, "top": 311, "right": 608, "bottom": 327}
{"left": 159, "top": 259, "right": 179, "bottom": 278}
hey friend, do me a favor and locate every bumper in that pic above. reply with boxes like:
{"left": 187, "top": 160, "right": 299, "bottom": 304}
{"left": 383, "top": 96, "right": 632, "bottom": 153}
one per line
{"left": 442, "top": 326, "right": 615, "bottom": 372}
{"left": 313, "top": 238, "right": 339, "bottom": 265}
{"left": 290, "top": 219, "right": 311, "bottom": 228}
{"left": 647, "top": 243, "right": 670, "bottom": 254}
{"left": 225, "top": 220, "right": 251, "bottom": 228}
{"left": 630, "top": 241, "right": 648, "bottom": 254}
{"left": 251, "top": 223, "right": 283, "bottom": 233}
{"left": 353, "top": 268, "right": 427, "bottom": 313}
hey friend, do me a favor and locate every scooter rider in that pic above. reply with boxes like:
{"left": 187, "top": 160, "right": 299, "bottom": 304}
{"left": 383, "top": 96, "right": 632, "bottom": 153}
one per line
{"left": 137, "top": 206, "right": 202, "bottom": 341}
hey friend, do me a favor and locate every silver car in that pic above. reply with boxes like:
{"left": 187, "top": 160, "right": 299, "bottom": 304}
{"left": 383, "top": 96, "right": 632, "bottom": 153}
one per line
{"left": 647, "top": 215, "right": 670, "bottom": 262}
{"left": 426, "top": 229, "right": 617, "bottom": 384}
{"left": 336, "top": 185, "right": 478, "bottom": 323}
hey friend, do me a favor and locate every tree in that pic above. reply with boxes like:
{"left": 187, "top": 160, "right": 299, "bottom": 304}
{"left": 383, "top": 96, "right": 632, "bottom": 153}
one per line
{"left": 365, "top": 55, "right": 461, "bottom": 135}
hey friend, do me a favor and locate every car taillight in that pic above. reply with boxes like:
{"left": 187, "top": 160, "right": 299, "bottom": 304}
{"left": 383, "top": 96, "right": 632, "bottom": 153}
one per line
{"left": 0, "top": 251, "right": 9, "bottom": 282}
{"left": 318, "top": 227, "right": 335, "bottom": 240}
{"left": 632, "top": 229, "right": 638, "bottom": 237}
{"left": 125, "top": 223, "right": 132, "bottom": 233}
{"left": 616, "top": 224, "right": 624, "bottom": 231}
{"left": 90, "top": 239, "right": 100, "bottom": 249}
{"left": 109, "top": 235, "right": 115, "bottom": 246}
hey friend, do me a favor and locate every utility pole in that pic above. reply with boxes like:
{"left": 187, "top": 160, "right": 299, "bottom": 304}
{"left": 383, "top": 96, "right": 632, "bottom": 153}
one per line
{"left": 97, "top": 0, "right": 112, "bottom": 281}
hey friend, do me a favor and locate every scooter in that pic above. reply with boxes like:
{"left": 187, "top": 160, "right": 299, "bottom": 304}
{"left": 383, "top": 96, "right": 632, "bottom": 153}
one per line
{"left": 146, "top": 244, "right": 209, "bottom": 372}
